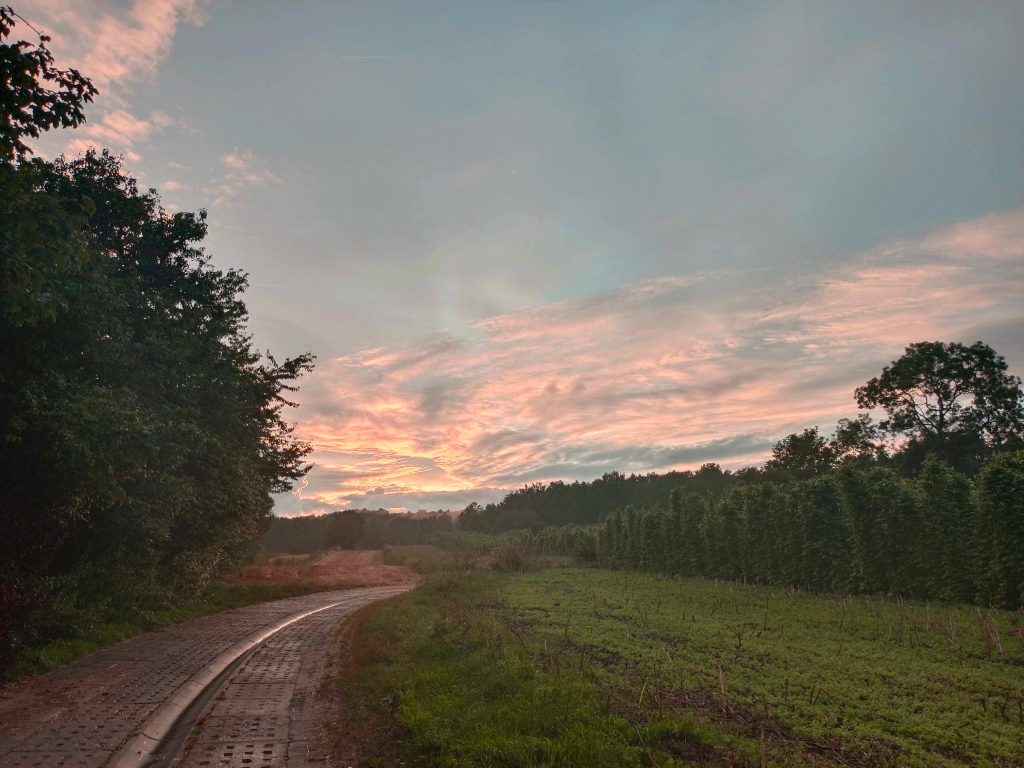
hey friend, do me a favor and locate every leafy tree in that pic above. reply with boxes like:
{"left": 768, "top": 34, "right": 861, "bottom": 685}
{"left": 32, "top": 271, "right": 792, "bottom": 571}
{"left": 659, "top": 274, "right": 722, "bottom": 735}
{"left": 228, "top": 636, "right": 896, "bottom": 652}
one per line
{"left": 794, "top": 475, "right": 851, "bottom": 590}
{"left": 915, "top": 456, "right": 974, "bottom": 603}
{"left": 765, "top": 427, "right": 835, "bottom": 480}
{"left": 623, "top": 506, "right": 641, "bottom": 568}
{"left": 855, "top": 342, "right": 1024, "bottom": 464}
{"left": 673, "top": 490, "right": 706, "bottom": 576}
{"left": 600, "top": 509, "right": 624, "bottom": 567}
{"left": 712, "top": 489, "right": 743, "bottom": 580}
{"left": 639, "top": 511, "right": 664, "bottom": 571}
{"left": 837, "top": 466, "right": 891, "bottom": 594}
{"left": 0, "top": 12, "right": 314, "bottom": 667}
{"left": 458, "top": 502, "right": 485, "bottom": 531}
{"left": 838, "top": 466, "right": 924, "bottom": 596}
{"left": 0, "top": 7, "right": 96, "bottom": 161}
{"left": 830, "top": 415, "right": 885, "bottom": 464}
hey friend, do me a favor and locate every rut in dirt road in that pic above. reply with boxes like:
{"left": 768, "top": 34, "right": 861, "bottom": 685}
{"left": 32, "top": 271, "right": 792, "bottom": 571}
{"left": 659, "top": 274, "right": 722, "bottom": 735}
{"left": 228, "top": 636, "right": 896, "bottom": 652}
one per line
{"left": 0, "top": 585, "right": 413, "bottom": 768}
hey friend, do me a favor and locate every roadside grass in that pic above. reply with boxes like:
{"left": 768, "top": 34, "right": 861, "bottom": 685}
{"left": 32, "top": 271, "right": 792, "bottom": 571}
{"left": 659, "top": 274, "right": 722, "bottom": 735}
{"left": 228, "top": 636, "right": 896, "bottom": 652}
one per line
{"left": 427, "top": 528, "right": 514, "bottom": 552}
{"left": 381, "top": 544, "right": 456, "bottom": 572}
{"left": 326, "top": 572, "right": 643, "bottom": 768}
{"left": 334, "top": 567, "right": 1024, "bottom": 767}
{"left": 7, "top": 580, "right": 347, "bottom": 681}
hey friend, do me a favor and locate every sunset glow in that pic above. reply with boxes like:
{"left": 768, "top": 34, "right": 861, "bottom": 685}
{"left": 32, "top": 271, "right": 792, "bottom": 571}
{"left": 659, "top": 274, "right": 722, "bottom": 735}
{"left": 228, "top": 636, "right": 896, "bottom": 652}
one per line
{"left": 19, "top": 0, "right": 1024, "bottom": 515}
{"left": 285, "top": 209, "right": 1024, "bottom": 513}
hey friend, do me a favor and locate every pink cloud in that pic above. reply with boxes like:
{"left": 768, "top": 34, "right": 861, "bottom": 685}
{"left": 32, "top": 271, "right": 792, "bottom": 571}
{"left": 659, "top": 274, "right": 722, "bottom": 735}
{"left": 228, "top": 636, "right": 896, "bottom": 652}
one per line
{"left": 22, "top": 0, "right": 207, "bottom": 90}
{"left": 289, "top": 209, "right": 1024, "bottom": 511}
{"left": 206, "top": 149, "right": 280, "bottom": 207}
{"left": 19, "top": 0, "right": 205, "bottom": 163}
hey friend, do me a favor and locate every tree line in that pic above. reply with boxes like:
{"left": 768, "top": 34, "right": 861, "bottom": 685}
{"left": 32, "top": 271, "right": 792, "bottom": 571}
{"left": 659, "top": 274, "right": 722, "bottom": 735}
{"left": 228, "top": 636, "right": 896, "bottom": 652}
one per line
{"left": 464, "top": 340, "right": 1024, "bottom": 538}
{"left": 595, "top": 452, "right": 1024, "bottom": 607}
{"left": 261, "top": 508, "right": 455, "bottom": 553}
{"left": 0, "top": 10, "right": 312, "bottom": 670}
{"left": 489, "top": 341, "right": 1024, "bottom": 608}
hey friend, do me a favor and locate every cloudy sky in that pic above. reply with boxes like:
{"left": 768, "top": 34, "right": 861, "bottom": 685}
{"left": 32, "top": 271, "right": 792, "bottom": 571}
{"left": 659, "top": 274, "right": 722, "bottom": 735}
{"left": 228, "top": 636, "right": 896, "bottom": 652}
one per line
{"left": 19, "top": 1, "right": 1024, "bottom": 514}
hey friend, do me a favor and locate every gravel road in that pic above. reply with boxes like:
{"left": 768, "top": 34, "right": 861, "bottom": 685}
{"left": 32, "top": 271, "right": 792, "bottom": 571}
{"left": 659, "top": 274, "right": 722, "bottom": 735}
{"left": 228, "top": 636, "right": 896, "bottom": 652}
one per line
{"left": 0, "top": 585, "right": 412, "bottom": 767}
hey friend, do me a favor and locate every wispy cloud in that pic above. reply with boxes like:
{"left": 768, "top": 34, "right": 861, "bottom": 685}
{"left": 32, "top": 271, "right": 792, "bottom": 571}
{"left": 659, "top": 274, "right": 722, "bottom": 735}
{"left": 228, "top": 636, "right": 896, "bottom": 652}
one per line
{"left": 207, "top": 149, "right": 281, "bottom": 207}
{"left": 61, "top": 109, "right": 186, "bottom": 162}
{"left": 20, "top": 0, "right": 207, "bottom": 162}
{"left": 23, "top": 0, "right": 207, "bottom": 90}
{"left": 288, "top": 208, "right": 1024, "bottom": 511}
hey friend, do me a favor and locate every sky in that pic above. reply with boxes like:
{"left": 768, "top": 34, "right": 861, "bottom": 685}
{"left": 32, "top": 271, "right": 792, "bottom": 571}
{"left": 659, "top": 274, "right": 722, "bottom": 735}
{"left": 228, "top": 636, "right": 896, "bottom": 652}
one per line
{"left": 18, "top": 0, "right": 1024, "bottom": 515}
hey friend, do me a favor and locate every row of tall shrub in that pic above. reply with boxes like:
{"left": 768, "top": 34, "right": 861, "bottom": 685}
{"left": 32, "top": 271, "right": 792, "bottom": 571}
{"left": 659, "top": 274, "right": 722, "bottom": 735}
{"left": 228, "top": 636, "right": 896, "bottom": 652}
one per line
{"left": 590, "top": 453, "right": 1024, "bottom": 607}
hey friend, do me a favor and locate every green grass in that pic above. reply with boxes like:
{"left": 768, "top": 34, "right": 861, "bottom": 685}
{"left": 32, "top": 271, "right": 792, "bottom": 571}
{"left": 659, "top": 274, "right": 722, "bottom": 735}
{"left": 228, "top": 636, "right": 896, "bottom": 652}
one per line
{"left": 338, "top": 567, "right": 1024, "bottom": 767}
{"left": 8, "top": 580, "right": 342, "bottom": 681}
{"left": 381, "top": 543, "right": 456, "bottom": 572}
{"left": 330, "top": 572, "right": 642, "bottom": 767}
{"left": 427, "top": 528, "right": 514, "bottom": 552}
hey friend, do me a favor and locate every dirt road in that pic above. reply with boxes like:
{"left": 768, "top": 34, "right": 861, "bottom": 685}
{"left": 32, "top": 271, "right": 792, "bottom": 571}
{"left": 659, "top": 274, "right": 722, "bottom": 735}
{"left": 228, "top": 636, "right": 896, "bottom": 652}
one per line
{"left": 232, "top": 549, "right": 419, "bottom": 588}
{"left": 0, "top": 584, "right": 413, "bottom": 767}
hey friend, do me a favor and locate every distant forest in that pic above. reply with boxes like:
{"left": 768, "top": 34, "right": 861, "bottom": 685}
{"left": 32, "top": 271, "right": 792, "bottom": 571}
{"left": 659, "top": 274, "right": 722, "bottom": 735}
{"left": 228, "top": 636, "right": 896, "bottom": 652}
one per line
{"left": 262, "top": 508, "right": 455, "bottom": 554}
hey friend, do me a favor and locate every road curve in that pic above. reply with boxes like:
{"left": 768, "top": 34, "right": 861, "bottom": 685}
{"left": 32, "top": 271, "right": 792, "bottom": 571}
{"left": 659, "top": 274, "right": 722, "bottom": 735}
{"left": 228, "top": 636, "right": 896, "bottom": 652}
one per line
{"left": 0, "top": 585, "right": 412, "bottom": 767}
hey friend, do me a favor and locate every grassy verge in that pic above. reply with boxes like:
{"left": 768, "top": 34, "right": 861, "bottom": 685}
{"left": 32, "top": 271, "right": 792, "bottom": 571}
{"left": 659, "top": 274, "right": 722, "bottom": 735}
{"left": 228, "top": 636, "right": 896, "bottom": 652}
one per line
{"left": 331, "top": 567, "right": 1024, "bottom": 767}
{"left": 7, "top": 580, "right": 346, "bottom": 681}
{"left": 325, "top": 571, "right": 643, "bottom": 767}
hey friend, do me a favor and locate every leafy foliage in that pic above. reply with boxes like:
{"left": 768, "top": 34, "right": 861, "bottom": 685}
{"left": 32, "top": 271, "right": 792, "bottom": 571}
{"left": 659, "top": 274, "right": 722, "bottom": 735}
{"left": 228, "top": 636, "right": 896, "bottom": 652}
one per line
{"left": 856, "top": 341, "right": 1024, "bottom": 469}
{"left": 591, "top": 452, "right": 1024, "bottom": 607}
{"left": 0, "top": 13, "right": 313, "bottom": 669}
{"left": 0, "top": 7, "right": 96, "bottom": 161}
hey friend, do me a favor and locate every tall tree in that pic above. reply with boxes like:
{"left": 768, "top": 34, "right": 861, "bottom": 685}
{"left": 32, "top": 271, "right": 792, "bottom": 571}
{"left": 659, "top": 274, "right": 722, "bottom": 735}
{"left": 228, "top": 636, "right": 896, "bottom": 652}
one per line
{"left": 855, "top": 341, "right": 1024, "bottom": 467}
{"left": 916, "top": 456, "right": 974, "bottom": 603}
{"left": 0, "top": 11, "right": 314, "bottom": 667}
{"left": 794, "top": 475, "right": 851, "bottom": 590}
{"left": 765, "top": 427, "right": 835, "bottom": 480}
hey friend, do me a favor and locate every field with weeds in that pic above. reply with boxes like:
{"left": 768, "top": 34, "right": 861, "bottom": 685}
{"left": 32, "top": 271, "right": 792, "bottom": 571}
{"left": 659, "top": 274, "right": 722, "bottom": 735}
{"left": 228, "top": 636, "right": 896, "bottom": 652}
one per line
{"left": 332, "top": 567, "right": 1024, "bottom": 767}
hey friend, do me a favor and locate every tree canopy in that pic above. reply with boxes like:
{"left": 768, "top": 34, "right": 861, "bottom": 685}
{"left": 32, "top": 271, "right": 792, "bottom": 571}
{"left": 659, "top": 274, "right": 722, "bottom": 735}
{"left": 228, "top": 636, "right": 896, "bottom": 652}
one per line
{"left": 855, "top": 341, "right": 1024, "bottom": 447}
{"left": 0, "top": 10, "right": 313, "bottom": 670}
{"left": 0, "top": 7, "right": 96, "bottom": 161}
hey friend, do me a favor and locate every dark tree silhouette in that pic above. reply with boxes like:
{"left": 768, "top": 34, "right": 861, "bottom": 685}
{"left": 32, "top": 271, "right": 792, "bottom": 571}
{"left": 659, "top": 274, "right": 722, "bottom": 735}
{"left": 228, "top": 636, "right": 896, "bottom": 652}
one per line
{"left": 0, "top": 9, "right": 314, "bottom": 670}
{"left": 0, "top": 7, "right": 96, "bottom": 161}
{"left": 323, "top": 510, "right": 366, "bottom": 550}
{"left": 856, "top": 341, "right": 1024, "bottom": 447}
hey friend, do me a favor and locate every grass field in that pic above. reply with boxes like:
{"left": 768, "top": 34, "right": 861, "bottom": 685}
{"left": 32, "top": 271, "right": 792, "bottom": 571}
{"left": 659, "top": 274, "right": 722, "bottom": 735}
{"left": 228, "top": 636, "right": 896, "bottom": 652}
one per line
{"left": 334, "top": 567, "right": 1024, "bottom": 767}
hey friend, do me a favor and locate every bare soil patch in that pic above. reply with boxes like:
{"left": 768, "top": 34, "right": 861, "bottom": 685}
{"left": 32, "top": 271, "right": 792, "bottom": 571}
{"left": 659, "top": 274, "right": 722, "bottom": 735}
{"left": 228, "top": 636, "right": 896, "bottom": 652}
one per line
{"left": 229, "top": 549, "right": 421, "bottom": 588}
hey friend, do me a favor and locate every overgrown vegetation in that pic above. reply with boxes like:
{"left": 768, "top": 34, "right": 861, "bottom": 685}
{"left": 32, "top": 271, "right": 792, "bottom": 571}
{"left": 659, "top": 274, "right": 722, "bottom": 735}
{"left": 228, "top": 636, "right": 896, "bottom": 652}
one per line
{"left": 334, "top": 567, "right": 1024, "bottom": 767}
{"left": 327, "top": 573, "right": 642, "bottom": 768}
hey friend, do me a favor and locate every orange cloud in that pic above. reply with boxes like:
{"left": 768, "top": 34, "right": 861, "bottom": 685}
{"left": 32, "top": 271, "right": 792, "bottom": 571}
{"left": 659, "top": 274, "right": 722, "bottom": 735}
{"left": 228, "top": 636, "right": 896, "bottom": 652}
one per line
{"left": 288, "top": 209, "right": 1024, "bottom": 511}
